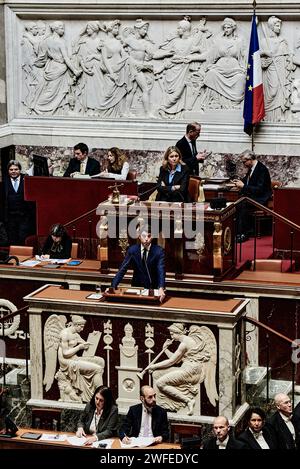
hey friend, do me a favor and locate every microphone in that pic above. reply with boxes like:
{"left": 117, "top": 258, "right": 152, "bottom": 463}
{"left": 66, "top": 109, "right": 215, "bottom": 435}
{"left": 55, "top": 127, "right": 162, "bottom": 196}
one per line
{"left": 138, "top": 183, "right": 160, "bottom": 199}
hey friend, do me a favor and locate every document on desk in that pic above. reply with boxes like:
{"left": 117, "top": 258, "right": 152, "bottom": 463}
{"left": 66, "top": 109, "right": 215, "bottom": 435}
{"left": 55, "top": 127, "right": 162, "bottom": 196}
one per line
{"left": 50, "top": 258, "right": 70, "bottom": 264}
{"left": 66, "top": 436, "right": 87, "bottom": 446}
{"left": 40, "top": 433, "right": 67, "bottom": 442}
{"left": 125, "top": 288, "right": 141, "bottom": 295}
{"left": 120, "top": 437, "right": 155, "bottom": 448}
{"left": 20, "top": 260, "right": 41, "bottom": 267}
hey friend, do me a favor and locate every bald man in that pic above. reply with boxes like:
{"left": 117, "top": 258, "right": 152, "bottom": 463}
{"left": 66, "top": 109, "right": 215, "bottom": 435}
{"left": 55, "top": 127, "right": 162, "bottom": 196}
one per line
{"left": 202, "top": 415, "right": 246, "bottom": 449}
{"left": 266, "top": 393, "right": 300, "bottom": 449}
{"left": 119, "top": 385, "right": 169, "bottom": 445}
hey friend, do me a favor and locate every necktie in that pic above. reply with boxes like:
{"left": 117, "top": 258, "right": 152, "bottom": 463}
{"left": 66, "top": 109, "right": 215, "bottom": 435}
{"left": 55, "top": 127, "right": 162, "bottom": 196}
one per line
{"left": 246, "top": 170, "right": 251, "bottom": 185}
{"left": 13, "top": 179, "right": 19, "bottom": 192}
{"left": 80, "top": 161, "right": 85, "bottom": 174}
{"left": 191, "top": 141, "right": 197, "bottom": 157}
{"left": 142, "top": 248, "right": 148, "bottom": 264}
{"left": 142, "top": 410, "right": 151, "bottom": 437}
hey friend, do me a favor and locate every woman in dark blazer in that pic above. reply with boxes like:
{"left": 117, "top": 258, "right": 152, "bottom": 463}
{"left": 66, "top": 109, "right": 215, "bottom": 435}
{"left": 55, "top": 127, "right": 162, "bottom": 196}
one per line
{"left": 41, "top": 223, "right": 72, "bottom": 259}
{"left": 76, "top": 385, "right": 118, "bottom": 445}
{"left": 156, "top": 146, "right": 190, "bottom": 202}
{"left": 238, "top": 407, "right": 278, "bottom": 449}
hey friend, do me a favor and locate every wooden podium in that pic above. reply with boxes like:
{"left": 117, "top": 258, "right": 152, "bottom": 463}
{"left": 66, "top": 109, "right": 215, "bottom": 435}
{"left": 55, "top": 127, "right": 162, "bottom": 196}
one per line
{"left": 97, "top": 200, "right": 236, "bottom": 281}
{"left": 103, "top": 287, "right": 162, "bottom": 304}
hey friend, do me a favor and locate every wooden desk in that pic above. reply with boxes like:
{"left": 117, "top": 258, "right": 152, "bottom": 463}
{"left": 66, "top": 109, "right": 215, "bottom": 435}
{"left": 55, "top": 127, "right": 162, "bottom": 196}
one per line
{"left": 0, "top": 428, "right": 180, "bottom": 450}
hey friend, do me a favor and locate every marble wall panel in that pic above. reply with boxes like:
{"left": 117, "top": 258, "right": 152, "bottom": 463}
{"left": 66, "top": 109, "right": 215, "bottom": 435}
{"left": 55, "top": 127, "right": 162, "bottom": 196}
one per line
{"left": 14, "top": 144, "right": 300, "bottom": 187}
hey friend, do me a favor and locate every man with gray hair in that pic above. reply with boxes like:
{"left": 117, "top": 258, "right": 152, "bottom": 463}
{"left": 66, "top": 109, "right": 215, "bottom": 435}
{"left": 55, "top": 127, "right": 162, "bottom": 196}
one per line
{"left": 232, "top": 149, "right": 272, "bottom": 242}
{"left": 266, "top": 393, "right": 300, "bottom": 449}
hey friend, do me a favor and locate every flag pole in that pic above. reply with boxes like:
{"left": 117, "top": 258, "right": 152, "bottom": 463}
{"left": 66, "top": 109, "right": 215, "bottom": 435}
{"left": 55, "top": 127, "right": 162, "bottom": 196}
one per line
{"left": 252, "top": 0, "right": 256, "bottom": 151}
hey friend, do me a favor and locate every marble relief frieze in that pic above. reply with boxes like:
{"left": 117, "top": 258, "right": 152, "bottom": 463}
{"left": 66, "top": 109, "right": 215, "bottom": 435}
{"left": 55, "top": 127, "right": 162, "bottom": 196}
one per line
{"left": 14, "top": 14, "right": 300, "bottom": 123}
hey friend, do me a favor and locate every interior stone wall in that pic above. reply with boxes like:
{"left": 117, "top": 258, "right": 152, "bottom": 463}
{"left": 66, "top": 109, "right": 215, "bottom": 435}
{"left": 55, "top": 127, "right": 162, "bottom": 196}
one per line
{"left": 0, "top": 3, "right": 6, "bottom": 124}
{"left": 1, "top": 1, "right": 300, "bottom": 158}
{"left": 14, "top": 144, "right": 300, "bottom": 186}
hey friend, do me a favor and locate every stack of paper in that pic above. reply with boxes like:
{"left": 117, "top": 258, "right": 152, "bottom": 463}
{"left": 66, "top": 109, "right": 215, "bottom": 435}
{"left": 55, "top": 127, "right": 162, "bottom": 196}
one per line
{"left": 120, "top": 437, "right": 155, "bottom": 448}
{"left": 40, "top": 433, "right": 67, "bottom": 442}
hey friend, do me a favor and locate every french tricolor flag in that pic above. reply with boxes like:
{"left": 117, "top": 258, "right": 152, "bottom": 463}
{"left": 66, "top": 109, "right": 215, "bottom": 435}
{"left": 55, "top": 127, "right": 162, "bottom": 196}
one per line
{"left": 243, "top": 14, "right": 265, "bottom": 135}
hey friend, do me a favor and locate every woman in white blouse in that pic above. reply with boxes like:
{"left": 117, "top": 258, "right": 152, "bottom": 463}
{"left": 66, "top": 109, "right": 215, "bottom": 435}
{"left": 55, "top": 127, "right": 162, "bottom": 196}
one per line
{"left": 76, "top": 385, "right": 118, "bottom": 445}
{"left": 98, "top": 147, "right": 129, "bottom": 180}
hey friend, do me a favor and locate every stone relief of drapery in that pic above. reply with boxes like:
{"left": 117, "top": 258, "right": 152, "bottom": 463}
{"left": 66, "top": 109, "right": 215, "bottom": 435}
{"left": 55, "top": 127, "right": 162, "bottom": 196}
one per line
{"left": 18, "top": 15, "right": 300, "bottom": 122}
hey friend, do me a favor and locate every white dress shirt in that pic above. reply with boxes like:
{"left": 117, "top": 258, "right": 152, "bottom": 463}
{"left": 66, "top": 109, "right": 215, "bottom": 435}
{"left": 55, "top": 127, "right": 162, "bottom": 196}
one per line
{"left": 279, "top": 412, "right": 296, "bottom": 439}
{"left": 249, "top": 428, "right": 270, "bottom": 449}
{"left": 216, "top": 435, "right": 229, "bottom": 449}
{"left": 138, "top": 406, "right": 154, "bottom": 438}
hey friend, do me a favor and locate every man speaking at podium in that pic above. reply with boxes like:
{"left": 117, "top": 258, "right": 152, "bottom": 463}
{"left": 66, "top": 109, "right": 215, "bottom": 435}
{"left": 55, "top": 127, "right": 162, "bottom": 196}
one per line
{"left": 111, "top": 228, "right": 166, "bottom": 302}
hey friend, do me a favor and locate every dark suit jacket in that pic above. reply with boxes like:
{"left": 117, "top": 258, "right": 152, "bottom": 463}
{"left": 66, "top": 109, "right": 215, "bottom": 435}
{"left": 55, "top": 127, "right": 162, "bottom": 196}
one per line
{"left": 63, "top": 157, "right": 100, "bottom": 177}
{"left": 238, "top": 426, "right": 278, "bottom": 449}
{"left": 202, "top": 434, "right": 247, "bottom": 450}
{"left": 111, "top": 243, "right": 165, "bottom": 289}
{"left": 119, "top": 403, "right": 169, "bottom": 441}
{"left": 4, "top": 175, "right": 28, "bottom": 217}
{"left": 156, "top": 165, "right": 190, "bottom": 202}
{"left": 240, "top": 160, "right": 272, "bottom": 205}
{"left": 77, "top": 403, "right": 118, "bottom": 440}
{"left": 266, "top": 411, "right": 298, "bottom": 449}
{"left": 176, "top": 136, "right": 201, "bottom": 176}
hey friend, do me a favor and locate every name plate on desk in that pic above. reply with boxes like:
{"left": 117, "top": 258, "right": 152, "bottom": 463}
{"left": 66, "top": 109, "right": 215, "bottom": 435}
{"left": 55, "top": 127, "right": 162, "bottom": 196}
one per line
{"left": 103, "top": 287, "right": 161, "bottom": 303}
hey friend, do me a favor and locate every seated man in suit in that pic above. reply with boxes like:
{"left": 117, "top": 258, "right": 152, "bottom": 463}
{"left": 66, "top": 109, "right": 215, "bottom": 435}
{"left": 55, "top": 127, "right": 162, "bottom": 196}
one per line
{"left": 111, "top": 228, "right": 165, "bottom": 302}
{"left": 232, "top": 149, "right": 272, "bottom": 242}
{"left": 266, "top": 393, "right": 300, "bottom": 449}
{"left": 202, "top": 415, "right": 246, "bottom": 450}
{"left": 119, "top": 385, "right": 169, "bottom": 445}
{"left": 176, "top": 122, "right": 211, "bottom": 176}
{"left": 63, "top": 142, "right": 100, "bottom": 178}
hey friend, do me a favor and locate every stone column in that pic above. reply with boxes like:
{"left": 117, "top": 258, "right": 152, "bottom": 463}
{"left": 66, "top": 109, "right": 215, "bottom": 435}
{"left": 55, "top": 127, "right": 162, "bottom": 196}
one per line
{"left": 29, "top": 308, "right": 43, "bottom": 399}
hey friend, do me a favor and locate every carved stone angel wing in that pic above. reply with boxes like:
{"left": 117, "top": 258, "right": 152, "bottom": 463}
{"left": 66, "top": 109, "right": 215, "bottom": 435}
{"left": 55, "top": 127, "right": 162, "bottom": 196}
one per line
{"left": 43, "top": 314, "right": 67, "bottom": 392}
{"left": 199, "top": 325, "right": 219, "bottom": 407}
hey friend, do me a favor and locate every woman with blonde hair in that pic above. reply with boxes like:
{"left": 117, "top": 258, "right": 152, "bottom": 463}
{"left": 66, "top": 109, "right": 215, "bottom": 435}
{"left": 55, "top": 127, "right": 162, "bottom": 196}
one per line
{"left": 156, "top": 146, "right": 190, "bottom": 202}
{"left": 98, "top": 147, "right": 129, "bottom": 180}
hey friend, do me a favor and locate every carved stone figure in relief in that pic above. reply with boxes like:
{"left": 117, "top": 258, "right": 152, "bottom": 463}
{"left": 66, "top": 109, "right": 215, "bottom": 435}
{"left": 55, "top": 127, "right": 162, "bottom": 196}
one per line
{"left": 203, "top": 17, "right": 246, "bottom": 109}
{"left": 72, "top": 21, "right": 105, "bottom": 114}
{"left": 157, "top": 16, "right": 198, "bottom": 117}
{"left": 186, "top": 17, "right": 214, "bottom": 110}
{"left": 43, "top": 314, "right": 105, "bottom": 403}
{"left": 260, "top": 16, "right": 294, "bottom": 121}
{"left": 33, "top": 21, "right": 82, "bottom": 115}
{"left": 122, "top": 18, "right": 172, "bottom": 117}
{"left": 148, "top": 323, "right": 218, "bottom": 415}
{"left": 37, "top": 20, "right": 48, "bottom": 39}
{"left": 99, "top": 19, "right": 128, "bottom": 117}
{"left": 291, "top": 32, "right": 300, "bottom": 113}
{"left": 21, "top": 22, "right": 40, "bottom": 110}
